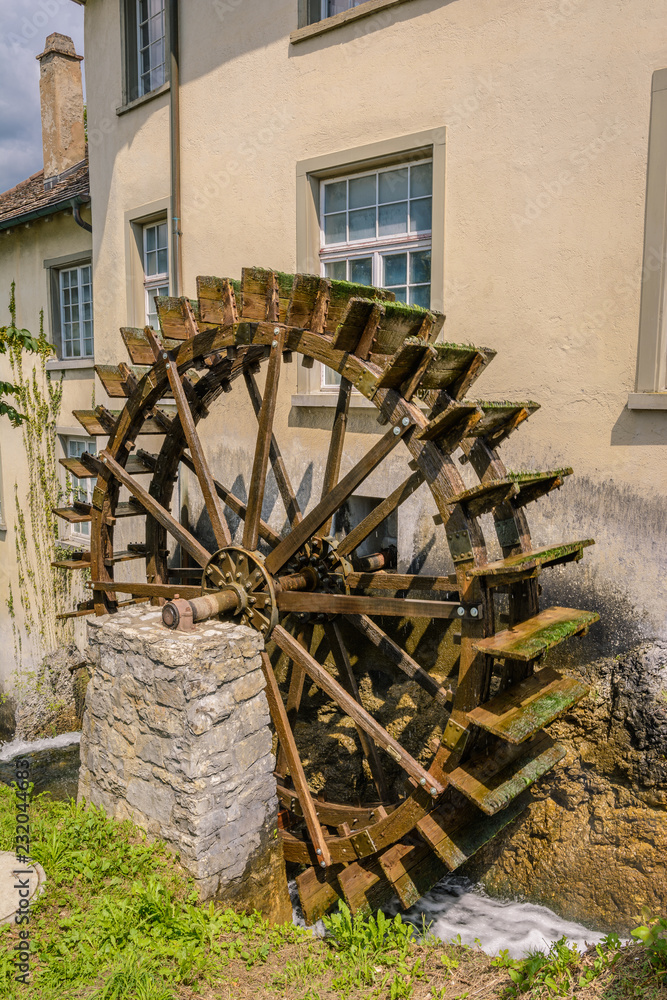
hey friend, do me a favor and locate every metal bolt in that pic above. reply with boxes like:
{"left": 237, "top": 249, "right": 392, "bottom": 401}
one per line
{"left": 272, "top": 339, "right": 278, "bottom": 347}
{"left": 470, "top": 607, "right": 479, "bottom": 617}
{"left": 162, "top": 352, "right": 167, "bottom": 359}
{"left": 420, "top": 777, "right": 426, "bottom": 785}
{"left": 235, "top": 573, "right": 242, "bottom": 580}
{"left": 316, "top": 849, "right": 322, "bottom": 855}
{"left": 393, "top": 426, "right": 401, "bottom": 436}
{"left": 320, "top": 861, "right": 326, "bottom": 868}
{"left": 430, "top": 787, "right": 438, "bottom": 796}
{"left": 457, "top": 606, "right": 465, "bottom": 617}
{"left": 401, "top": 417, "right": 410, "bottom": 426}
{"left": 274, "top": 327, "right": 280, "bottom": 334}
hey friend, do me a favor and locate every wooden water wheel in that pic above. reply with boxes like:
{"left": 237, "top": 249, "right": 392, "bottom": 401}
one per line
{"left": 54, "top": 267, "right": 599, "bottom": 922}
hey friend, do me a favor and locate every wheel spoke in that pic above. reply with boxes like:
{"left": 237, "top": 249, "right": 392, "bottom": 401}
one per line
{"left": 345, "top": 615, "right": 453, "bottom": 706}
{"left": 99, "top": 450, "right": 212, "bottom": 566}
{"left": 336, "top": 469, "right": 425, "bottom": 558}
{"left": 164, "top": 355, "right": 232, "bottom": 548}
{"left": 324, "top": 621, "right": 390, "bottom": 803}
{"left": 272, "top": 624, "right": 444, "bottom": 796}
{"left": 245, "top": 369, "right": 303, "bottom": 528}
{"left": 180, "top": 452, "right": 281, "bottom": 547}
{"left": 265, "top": 420, "right": 413, "bottom": 576}
{"left": 260, "top": 651, "right": 331, "bottom": 866}
{"left": 320, "top": 378, "right": 352, "bottom": 536}
{"left": 243, "top": 332, "right": 285, "bottom": 550}
{"left": 276, "top": 625, "right": 310, "bottom": 778}
{"left": 88, "top": 581, "right": 203, "bottom": 599}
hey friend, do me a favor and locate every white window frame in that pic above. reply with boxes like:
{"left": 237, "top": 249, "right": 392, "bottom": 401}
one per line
{"left": 63, "top": 437, "right": 97, "bottom": 543}
{"left": 318, "top": 159, "right": 433, "bottom": 389}
{"left": 142, "top": 220, "right": 169, "bottom": 330}
{"left": 137, "top": 0, "right": 166, "bottom": 98}
{"left": 59, "top": 264, "right": 93, "bottom": 360}
{"left": 630, "top": 68, "right": 667, "bottom": 409}
{"left": 311, "top": 0, "right": 365, "bottom": 21}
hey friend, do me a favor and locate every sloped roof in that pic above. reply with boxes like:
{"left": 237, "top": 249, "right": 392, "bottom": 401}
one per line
{"left": 0, "top": 158, "right": 89, "bottom": 229}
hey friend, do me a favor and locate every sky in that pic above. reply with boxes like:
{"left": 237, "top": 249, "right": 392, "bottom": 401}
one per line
{"left": 0, "top": 0, "right": 85, "bottom": 194}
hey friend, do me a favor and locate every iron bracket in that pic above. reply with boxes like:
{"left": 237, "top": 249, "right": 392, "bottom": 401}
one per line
{"left": 495, "top": 517, "right": 521, "bottom": 548}
{"left": 442, "top": 717, "right": 469, "bottom": 754}
{"left": 446, "top": 528, "right": 473, "bottom": 563}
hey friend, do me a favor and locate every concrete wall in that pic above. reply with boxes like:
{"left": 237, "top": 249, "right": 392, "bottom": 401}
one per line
{"left": 0, "top": 208, "right": 93, "bottom": 694}
{"left": 82, "top": 0, "right": 667, "bottom": 656}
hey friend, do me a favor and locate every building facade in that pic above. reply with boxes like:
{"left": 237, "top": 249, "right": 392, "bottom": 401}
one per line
{"left": 0, "top": 33, "right": 93, "bottom": 709}
{"left": 2, "top": 0, "right": 666, "bottom": 711}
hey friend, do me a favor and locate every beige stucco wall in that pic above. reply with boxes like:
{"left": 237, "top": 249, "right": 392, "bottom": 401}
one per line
{"left": 0, "top": 209, "right": 93, "bottom": 692}
{"left": 82, "top": 0, "right": 667, "bottom": 655}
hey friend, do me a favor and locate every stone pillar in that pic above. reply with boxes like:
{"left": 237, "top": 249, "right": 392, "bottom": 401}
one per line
{"left": 78, "top": 605, "right": 291, "bottom": 924}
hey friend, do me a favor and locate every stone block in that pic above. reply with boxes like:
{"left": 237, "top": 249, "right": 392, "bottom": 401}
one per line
{"left": 79, "top": 606, "right": 291, "bottom": 925}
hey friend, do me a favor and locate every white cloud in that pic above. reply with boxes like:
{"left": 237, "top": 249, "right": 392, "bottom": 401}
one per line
{"left": 0, "top": 0, "right": 85, "bottom": 193}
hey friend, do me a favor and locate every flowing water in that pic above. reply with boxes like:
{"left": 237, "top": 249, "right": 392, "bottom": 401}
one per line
{"left": 0, "top": 732, "right": 81, "bottom": 800}
{"left": 1, "top": 736, "right": 610, "bottom": 958}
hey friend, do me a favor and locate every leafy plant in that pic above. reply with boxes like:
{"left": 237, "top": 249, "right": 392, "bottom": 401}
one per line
{"left": 492, "top": 933, "right": 621, "bottom": 997}
{"left": 0, "top": 281, "right": 48, "bottom": 425}
{"left": 632, "top": 914, "right": 667, "bottom": 978}
{"left": 323, "top": 903, "right": 414, "bottom": 959}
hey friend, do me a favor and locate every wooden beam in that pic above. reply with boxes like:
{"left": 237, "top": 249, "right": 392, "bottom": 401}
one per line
{"left": 244, "top": 369, "right": 303, "bottom": 528}
{"left": 346, "top": 571, "right": 457, "bottom": 592}
{"left": 337, "top": 470, "right": 424, "bottom": 557}
{"left": 260, "top": 651, "right": 331, "bottom": 867}
{"left": 265, "top": 421, "right": 412, "bottom": 576}
{"left": 98, "top": 450, "right": 212, "bottom": 567}
{"left": 277, "top": 591, "right": 464, "bottom": 619}
{"left": 243, "top": 330, "right": 285, "bottom": 550}
{"left": 88, "top": 581, "right": 202, "bottom": 600}
{"left": 180, "top": 452, "right": 281, "bottom": 547}
{"left": 325, "top": 621, "right": 390, "bottom": 803}
{"left": 164, "top": 354, "right": 231, "bottom": 548}
{"left": 272, "top": 625, "right": 444, "bottom": 796}
{"left": 345, "top": 614, "right": 453, "bottom": 706}
{"left": 320, "top": 377, "right": 352, "bottom": 536}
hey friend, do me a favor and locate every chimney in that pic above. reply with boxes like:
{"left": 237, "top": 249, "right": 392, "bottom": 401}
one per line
{"left": 36, "top": 34, "right": 85, "bottom": 189}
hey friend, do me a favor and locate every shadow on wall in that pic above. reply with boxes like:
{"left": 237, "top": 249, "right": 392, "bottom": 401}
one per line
{"left": 610, "top": 405, "right": 667, "bottom": 447}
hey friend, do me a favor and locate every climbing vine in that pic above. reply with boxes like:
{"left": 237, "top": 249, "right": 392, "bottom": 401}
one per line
{"left": 4, "top": 286, "right": 87, "bottom": 673}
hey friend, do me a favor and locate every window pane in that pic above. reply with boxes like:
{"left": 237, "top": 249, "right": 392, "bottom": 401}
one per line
{"left": 384, "top": 253, "right": 407, "bottom": 287}
{"left": 378, "top": 201, "right": 408, "bottom": 237}
{"left": 410, "top": 162, "right": 433, "bottom": 198}
{"left": 349, "top": 257, "right": 372, "bottom": 285}
{"left": 410, "top": 197, "right": 432, "bottom": 233}
{"left": 388, "top": 286, "right": 407, "bottom": 303}
{"left": 324, "top": 180, "right": 347, "bottom": 214}
{"left": 323, "top": 367, "right": 342, "bottom": 386}
{"left": 349, "top": 174, "right": 376, "bottom": 210}
{"left": 146, "top": 226, "right": 156, "bottom": 252}
{"left": 324, "top": 212, "right": 346, "bottom": 244}
{"left": 410, "top": 249, "right": 431, "bottom": 285}
{"left": 158, "top": 283, "right": 169, "bottom": 298}
{"left": 379, "top": 168, "right": 408, "bottom": 204}
{"left": 145, "top": 250, "right": 157, "bottom": 276}
{"left": 157, "top": 248, "right": 168, "bottom": 274}
{"left": 149, "top": 0, "right": 163, "bottom": 16}
{"left": 324, "top": 260, "right": 347, "bottom": 281}
{"left": 410, "top": 285, "right": 431, "bottom": 309}
{"left": 348, "top": 208, "right": 375, "bottom": 241}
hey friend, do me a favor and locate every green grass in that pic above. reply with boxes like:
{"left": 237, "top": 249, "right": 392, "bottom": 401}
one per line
{"left": 0, "top": 782, "right": 665, "bottom": 1000}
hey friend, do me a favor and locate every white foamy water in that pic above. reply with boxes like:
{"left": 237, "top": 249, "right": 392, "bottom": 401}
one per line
{"left": 0, "top": 732, "right": 81, "bottom": 762}
{"left": 291, "top": 876, "right": 609, "bottom": 959}
{"left": 394, "top": 876, "right": 608, "bottom": 959}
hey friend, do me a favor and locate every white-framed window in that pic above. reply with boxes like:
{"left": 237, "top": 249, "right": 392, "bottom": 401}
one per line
{"left": 65, "top": 438, "right": 97, "bottom": 541}
{"left": 137, "top": 0, "right": 166, "bottom": 97}
{"left": 143, "top": 221, "right": 169, "bottom": 329}
{"left": 319, "top": 159, "right": 433, "bottom": 388}
{"left": 59, "top": 264, "right": 93, "bottom": 359}
{"left": 307, "top": 0, "right": 366, "bottom": 23}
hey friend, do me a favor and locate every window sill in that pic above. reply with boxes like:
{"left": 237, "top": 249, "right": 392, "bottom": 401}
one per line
{"left": 291, "top": 393, "right": 427, "bottom": 409}
{"left": 116, "top": 82, "right": 170, "bottom": 117}
{"left": 627, "top": 392, "right": 667, "bottom": 410}
{"left": 292, "top": 0, "right": 417, "bottom": 44}
{"left": 292, "top": 393, "right": 377, "bottom": 408}
{"left": 46, "top": 358, "right": 95, "bottom": 372}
